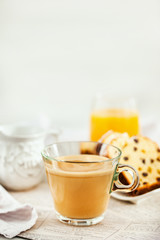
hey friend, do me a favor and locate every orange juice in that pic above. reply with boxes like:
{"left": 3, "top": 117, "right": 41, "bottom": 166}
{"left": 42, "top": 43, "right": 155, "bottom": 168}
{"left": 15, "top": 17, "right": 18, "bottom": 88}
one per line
{"left": 90, "top": 108, "right": 139, "bottom": 141}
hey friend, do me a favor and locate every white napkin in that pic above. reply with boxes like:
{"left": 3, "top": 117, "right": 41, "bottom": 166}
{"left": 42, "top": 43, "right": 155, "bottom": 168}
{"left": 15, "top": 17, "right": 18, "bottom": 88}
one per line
{"left": 0, "top": 185, "right": 38, "bottom": 239}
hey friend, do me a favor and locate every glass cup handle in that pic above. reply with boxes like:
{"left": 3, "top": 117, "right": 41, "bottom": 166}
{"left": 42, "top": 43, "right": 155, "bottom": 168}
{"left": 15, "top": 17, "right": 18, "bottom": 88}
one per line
{"left": 111, "top": 164, "right": 139, "bottom": 193}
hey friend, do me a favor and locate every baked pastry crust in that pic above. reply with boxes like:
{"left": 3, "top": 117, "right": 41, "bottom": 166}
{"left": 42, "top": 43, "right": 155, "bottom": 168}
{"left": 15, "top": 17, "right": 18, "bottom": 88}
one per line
{"left": 102, "top": 131, "right": 160, "bottom": 196}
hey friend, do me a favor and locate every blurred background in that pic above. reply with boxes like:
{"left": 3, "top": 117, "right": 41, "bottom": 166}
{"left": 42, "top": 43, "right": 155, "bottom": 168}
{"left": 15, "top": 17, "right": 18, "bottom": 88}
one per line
{"left": 0, "top": 0, "right": 160, "bottom": 129}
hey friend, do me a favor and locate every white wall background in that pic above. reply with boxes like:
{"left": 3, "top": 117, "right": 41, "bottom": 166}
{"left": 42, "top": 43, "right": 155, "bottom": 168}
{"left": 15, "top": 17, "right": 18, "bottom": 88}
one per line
{"left": 0, "top": 0, "right": 160, "bottom": 129}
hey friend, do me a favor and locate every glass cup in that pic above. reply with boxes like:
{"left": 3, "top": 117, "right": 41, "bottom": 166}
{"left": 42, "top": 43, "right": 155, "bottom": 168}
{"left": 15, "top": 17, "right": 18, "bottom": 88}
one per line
{"left": 42, "top": 141, "right": 139, "bottom": 226}
{"left": 90, "top": 95, "right": 140, "bottom": 141}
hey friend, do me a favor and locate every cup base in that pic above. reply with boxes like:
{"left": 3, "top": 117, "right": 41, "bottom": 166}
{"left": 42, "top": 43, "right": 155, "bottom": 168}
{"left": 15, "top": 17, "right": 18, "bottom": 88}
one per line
{"left": 56, "top": 212, "right": 104, "bottom": 226}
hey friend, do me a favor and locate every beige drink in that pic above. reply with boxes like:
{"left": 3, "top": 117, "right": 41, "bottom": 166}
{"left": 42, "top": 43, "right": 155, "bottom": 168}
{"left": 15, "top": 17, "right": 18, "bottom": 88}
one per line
{"left": 45, "top": 155, "right": 114, "bottom": 219}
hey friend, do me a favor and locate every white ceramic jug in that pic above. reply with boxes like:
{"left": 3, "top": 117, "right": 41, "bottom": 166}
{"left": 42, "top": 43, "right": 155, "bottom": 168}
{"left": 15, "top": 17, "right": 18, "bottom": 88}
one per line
{"left": 0, "top": 123, "right": 59, "bottom": 191}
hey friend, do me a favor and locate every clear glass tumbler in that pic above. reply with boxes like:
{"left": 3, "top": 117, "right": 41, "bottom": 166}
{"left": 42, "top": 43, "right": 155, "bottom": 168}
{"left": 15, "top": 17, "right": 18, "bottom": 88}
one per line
{"left": 90, "top": 95, "right": 140, "bottom": 141}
